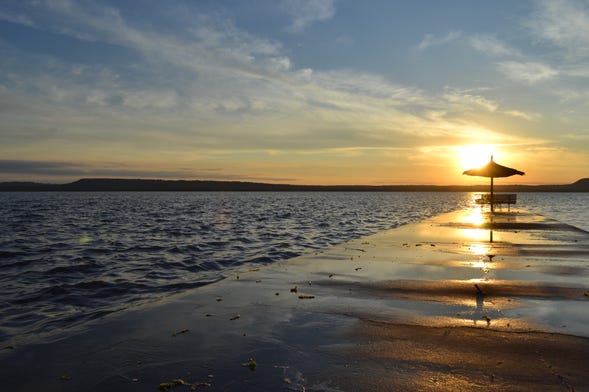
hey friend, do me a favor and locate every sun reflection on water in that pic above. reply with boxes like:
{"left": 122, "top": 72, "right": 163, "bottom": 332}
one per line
{"left": 469, "top": 243, "right": 490, "bottom": 256}
{"left": 463, "top": 207, "right": 485, "bottom": 227}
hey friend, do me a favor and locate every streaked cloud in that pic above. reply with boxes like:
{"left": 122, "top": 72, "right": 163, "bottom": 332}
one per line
{"left": 285, "top": 0, "right": 336, "bottom": 33}
{"left": 0, "top": 159, "right": 239, "bottom": 180}
{"left": 469, "top": 35, "right": 520, "bottom": 58}
{"left": 442, "top": 90, "right": 499, "bottom": 112}
{"left": 527, "top": 0, "right": 589, "bottom": 59}
{"left": 0, "top": 10, "right": 35, "bottom": 26}
{"left": 503, "top": 110, "right": 541, "bottom": 121}
{"left": 417, "top": 31, "right": 462, "bottom": 51}
{"left": 496, "top": 61, "right": 558, "bottom": 83}
{"left": 563, "top": 132, "right": 589, "bottom": 141}
{"left": 0, "top": 1, "right": 587, "bottom": 184}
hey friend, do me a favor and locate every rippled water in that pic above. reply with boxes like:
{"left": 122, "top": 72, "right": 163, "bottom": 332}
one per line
{"left": 520, "top": 193, "right": 589, "bottom": 232}
{"left": 0, "top": 192, "right": 470, "bottom": 343}
{"left": 0, "top": 191, "right": 586, "bottom": 344}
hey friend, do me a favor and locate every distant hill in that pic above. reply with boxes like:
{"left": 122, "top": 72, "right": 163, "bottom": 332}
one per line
{"left": 571, "top": 178, "right": 589, "bottom": 190}
{"left": 1, "top": 178, "right": 588, "bottom": 192}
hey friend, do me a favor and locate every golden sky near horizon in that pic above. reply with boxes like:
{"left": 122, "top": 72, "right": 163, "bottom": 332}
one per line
{"left": 1, "top": 1, "right": 588, "bottom": 185}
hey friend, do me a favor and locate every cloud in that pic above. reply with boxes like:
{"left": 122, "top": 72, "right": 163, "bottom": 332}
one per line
{"left": 19, "top": 0, "right": 285, "bottom": 82}
{"left": 442, "top": 91, "right": 499, "bottom": 112}
{"left": 122, "top": 90, "right": 179, "bottom": 110}
{"left": 503, "top": 110, "right": 540, "bottom": 121}
{"left": 527, "top": 0, "right": 589, "bottom": 59}
{"left": 284, "top": 0, "right": 336, "bottom": 33}
{"left": 0, "top": 159, "right": 78, "bottom": 175}
{"left": 0, "top": 1, "right": 560, "bottom": 185}
{"left": 496, "top": 61, "right": 558, "bottom": 83}
{"left": 562, "top": 132, "right": 589, "bottom": 141}
{"left": 0, "top": 10, "right": 35, "bottom": 26}
{"left": 469, "top": 35, "right": 520, "bottom": 58}
{"left": 417, "top": 31, "right": 462, "bottom": 51}
{"left": 551, "top": 87, "right": 589, "bottom": 103}
{"left": 441, "top": 90, "right": 541, "bottom": 122}
{"left": 0, "top": 159, "right": 236, "bottom": 180}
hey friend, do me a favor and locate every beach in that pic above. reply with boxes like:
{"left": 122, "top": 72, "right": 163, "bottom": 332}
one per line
{"left": 1, "top": 207, "right": 588, "bottom": 391}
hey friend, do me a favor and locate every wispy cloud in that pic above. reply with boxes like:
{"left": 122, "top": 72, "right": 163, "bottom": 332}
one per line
{"left": 417, "top": 31, "right": 462, "bottom": 51}
{"left": 562, "top": 132, "right": 589, "bottom": 141}
{"left": 469, "top": 35, "right": 520, "bottom": 58}
{"left": 1, "top": 1, "right": 581, "bottom": 184}
{"left": 442, "top": 90, "right": 499, "bottom": 112}
{"left": 0, "top": 10, "right": 35, "bottom": 26}
{"left": 527, "top": 0, "right": 589, "bottom": 59}
{"left": 0, "top": 159, "right": 234, "bottom": 180}
{"left": 496, "top": 61, "right": 558, "bottom": 83}
{"left": 503, "top": 110, "right": 541, "bottom": 121}
{"left": 284, "top": 0, "right": 336, "bottom": 33}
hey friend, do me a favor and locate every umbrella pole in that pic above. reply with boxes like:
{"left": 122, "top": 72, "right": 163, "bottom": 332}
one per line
{"left": 490, "top": 177, "right": 494, "bottom": 213}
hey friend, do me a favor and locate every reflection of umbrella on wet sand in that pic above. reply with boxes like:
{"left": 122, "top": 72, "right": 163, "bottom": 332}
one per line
{"left": 463, "top": 155, "right": 525, "bottom": 212}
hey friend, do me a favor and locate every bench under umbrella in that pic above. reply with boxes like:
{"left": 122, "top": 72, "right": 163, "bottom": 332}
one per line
{"left": 463, "top": 155, "right": 525, "bottom": 212}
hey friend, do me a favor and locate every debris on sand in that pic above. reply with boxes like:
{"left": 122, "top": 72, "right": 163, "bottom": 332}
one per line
{"left": 243, "top": 359, "right": 257, "bottom": 371}
{"left": 159, "top": 378, "right": 211, "bottom": 390}
{"left": 483, "top": 315, "right": 491, "bottom": 326}
{"left": 229, "top": 314, "right": 241, "bottom": 321}
{"left": 172, "top": 329, "right": 190, "bottom": 337}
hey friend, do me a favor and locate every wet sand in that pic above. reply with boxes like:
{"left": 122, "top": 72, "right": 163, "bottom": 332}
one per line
{"left": 1, "top": 208, "right": 588, "bottom": 391}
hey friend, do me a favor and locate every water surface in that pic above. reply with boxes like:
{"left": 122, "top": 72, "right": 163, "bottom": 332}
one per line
{"left": 0, "top": 192, "right": 470, "bottom": 343}
{"left": 0, "top": 191, "right": 586, "bottom": 344}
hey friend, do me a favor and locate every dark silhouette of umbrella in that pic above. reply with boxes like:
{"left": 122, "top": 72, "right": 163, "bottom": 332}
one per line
{"left": 463, "top": 155, "right": 525, "bottom": 212}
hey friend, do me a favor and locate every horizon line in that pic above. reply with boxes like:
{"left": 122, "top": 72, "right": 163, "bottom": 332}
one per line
{"left": 1, "top": 177, "right": 587, "bottom": 188}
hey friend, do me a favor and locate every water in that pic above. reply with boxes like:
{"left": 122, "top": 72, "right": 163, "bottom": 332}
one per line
{"left": 520, "top": 193, "right": 589, "bottom": 232}
{"left": 0, "top": 191, "right": 586, "bottom": 345}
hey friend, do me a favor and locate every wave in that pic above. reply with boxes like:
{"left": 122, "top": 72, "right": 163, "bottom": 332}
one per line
{"left": 0, "top": 191, "right": 474, "bottom": 344}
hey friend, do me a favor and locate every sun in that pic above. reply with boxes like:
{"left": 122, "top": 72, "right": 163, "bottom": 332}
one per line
{"left": 457, "top": 145, "right": 494, "bottom": 171}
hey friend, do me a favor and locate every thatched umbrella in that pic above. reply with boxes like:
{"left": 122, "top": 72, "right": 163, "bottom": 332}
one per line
{"left": 463, "top": 155, "right": 525, "bottom": 212}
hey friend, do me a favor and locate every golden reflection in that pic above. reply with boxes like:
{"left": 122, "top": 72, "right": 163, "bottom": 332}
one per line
{"left": 469, "top": 243, "right": 490, "bottom": 256}
{"left": 469, "top": 260, "right": 492, "bottom": 281}
{"left": 79, "top": 235, "right": 92, "bottom": 244}
{"left": 463, "top": 205, "right": 485, "bottom": 226}
{"left": 470, "top": 260, "right": 489, "bottom": 271}
{"left": 461, "top": 229, "right": 485, "bottom": 241}
{"left": 469, "top": 241, "right": 495, "bottom": 277}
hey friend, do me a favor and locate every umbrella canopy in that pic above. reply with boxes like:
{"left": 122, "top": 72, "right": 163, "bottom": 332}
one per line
{"left": 463, "top": 156, "right": 525, "bottom": 178}
{"left": 463, "top": 155, "right": 525, "bottom": 212}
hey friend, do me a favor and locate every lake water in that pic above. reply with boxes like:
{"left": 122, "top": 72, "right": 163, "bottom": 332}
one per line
{"left": 0, "top": 191, "right": 586, "bottom": 345}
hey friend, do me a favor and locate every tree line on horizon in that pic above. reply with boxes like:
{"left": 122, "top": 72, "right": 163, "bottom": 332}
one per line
{"left": 0, "top": 178, "right": 588, "bottom": 192}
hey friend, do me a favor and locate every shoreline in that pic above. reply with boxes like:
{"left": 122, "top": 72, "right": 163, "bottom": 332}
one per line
{"left": 1, "top": 208, "right": 588, "bottom": 391}
{"left": 1, "top": 177, "right": 588, "bottom": 192}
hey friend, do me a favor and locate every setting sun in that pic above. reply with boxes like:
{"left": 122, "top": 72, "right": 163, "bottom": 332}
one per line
{"left": 457, "top": 145, "right": 494, "bottom": 171}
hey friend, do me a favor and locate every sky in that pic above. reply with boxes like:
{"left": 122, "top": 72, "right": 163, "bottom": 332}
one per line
{"left": 1, "top": 0, "right": 588, "bottom": 185}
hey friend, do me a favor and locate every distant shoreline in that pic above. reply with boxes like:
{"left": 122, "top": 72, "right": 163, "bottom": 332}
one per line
{"left": 1, "top": 177, "right": 588, "bottom": 192}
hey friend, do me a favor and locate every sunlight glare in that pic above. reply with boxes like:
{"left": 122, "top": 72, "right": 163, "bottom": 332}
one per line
{"left": 458, "top": 145, "right": 494, "bottom": 171}
{"left": 463, "top": 208, "right": 485, "bottom": 226}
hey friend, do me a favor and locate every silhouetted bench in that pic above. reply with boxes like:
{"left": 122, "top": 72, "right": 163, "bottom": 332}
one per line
{"left": 475, "top": 193, "right": 517, "bottom": 211}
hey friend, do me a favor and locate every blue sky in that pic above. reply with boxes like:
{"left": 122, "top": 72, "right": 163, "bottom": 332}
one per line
{"left": 1, "top": 0, "right": 588, "bottom": 184}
